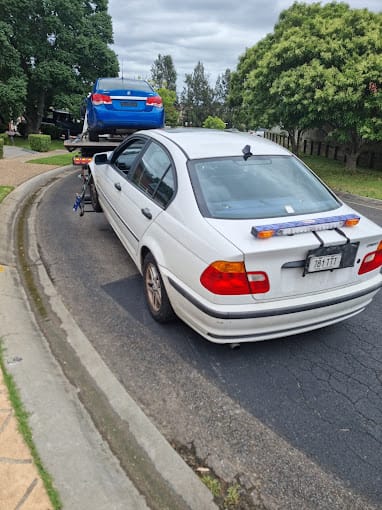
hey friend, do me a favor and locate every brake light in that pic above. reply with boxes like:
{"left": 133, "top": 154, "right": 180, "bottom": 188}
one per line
{"left": 146, "top": 95, "right": 163, "bottom": 107}
{"left": 358, "top": 241, "right": 382, "bottom": 275}
{"left": 91, "top": 93, "right": 112, "bottom": 105}
{"left": 200, "top": 261, "right": 270, "bottom": 295}
{"left": 72, "top": 156, "right": 92, "bottom": 166}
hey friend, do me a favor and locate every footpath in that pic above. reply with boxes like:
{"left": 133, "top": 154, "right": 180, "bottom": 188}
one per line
{"left": 0, "top": 146, "right": 217, "bottom": 510}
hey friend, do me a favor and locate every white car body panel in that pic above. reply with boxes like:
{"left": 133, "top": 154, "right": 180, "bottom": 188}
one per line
{"left": 89, "top": 128, "right": 382, "bottom": 344}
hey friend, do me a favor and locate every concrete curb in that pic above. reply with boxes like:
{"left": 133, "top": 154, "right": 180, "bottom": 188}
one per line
{"left": 0, "top": 167, "right": 217, "bottom": 510}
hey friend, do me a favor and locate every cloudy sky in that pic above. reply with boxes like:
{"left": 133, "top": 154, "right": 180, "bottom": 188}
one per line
{"left": 108, "top": 0, "right": 381, "bottom": 90}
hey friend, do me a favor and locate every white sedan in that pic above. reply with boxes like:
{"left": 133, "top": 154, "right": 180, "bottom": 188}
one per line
{"left": 88, "top": 128, "right": 382, "bottom": 345}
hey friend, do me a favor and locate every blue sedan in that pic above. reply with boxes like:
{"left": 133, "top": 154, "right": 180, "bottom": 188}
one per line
{"left": 85, "top": 77, "right": 165, "bottom": 141}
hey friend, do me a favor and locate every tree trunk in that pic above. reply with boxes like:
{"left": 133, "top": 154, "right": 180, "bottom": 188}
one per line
{"left": 25, "top": 89, "right": 46, "bottom": 134}
{"left": 345, "top": 151, "right": 359, "bottom": 172}
{"left": 288, "top": 128, "right": 304, "bottom": 156}
{"left": 344, "top": 132, "right": 362, "bottom": 172}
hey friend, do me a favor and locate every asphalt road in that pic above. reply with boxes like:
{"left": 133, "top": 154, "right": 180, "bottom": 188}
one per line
{"left": 36, "top": 170, "right": 382, "bottom": 509}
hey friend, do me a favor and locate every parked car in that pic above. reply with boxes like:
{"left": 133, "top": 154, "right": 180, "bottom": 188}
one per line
{"left": 85, "top": 77, "right": 165, "bottom": 141}
{"left": 88, "top": 128, "right": 382, "bottom": 345}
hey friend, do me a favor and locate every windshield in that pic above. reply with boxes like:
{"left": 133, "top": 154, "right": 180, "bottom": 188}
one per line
{"left": 188, "top": 155, "right": 340, "bottom": 219}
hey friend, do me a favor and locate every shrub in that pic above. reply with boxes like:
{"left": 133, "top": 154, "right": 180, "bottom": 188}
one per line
{"left": 202, "top": 116, "right": 226, "bottom": 130}
{"left": 28, "top": 134, "right": 51, "bottom": 152}
{"left": 40, "top": 122, "right": 61, "bottom": 140}
{"left": 0, "top": 133, "right": 9, "bottom": 147}
{"left": 0, "top": 137, "right": 3, "bottom": 159}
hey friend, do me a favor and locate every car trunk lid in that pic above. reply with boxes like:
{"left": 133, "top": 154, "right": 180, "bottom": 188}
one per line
{"left": 205, "top": 208, "right": 381, "bottom": 302}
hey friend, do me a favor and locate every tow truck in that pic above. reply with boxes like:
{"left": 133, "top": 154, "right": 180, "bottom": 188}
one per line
{"left": 64, "top": 129, "right": 129, "bottom": 216}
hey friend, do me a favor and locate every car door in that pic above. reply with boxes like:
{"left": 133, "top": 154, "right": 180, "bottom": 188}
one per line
{"left": 109, "top": 137, "right": 176, "bottom": 261}
{"left": 96, "top": 138, "right": 147, "bottom": 256}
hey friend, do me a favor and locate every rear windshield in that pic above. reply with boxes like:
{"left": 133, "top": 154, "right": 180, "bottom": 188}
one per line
{"left": 96, "top": 78, "right": 153, "bottom": 93}
{"left": 188, "top": 155, "right": 340, "bottom": 219}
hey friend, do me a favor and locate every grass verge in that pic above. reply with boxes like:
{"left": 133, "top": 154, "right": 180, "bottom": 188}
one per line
{"left": 0, "top": 186, "right": 14, "bottom": 203}
{"left": 27, "top": 153, "right": 76, "bottom": 166}
{"left": 0, "top": 343, "right": 62, "bottom": 509}
{"left": 301, "top": 155, "right": 382, "bottom": 200}
{"left": 9, "top": 137, "right": 65, "bottom": 151}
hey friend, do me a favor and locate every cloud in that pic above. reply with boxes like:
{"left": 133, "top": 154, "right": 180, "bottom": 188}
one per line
{"left": 108, "top": 0, "right": 381, "bottom": 90}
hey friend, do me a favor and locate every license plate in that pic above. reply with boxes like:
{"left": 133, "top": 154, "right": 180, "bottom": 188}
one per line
{"left": 304, "top": 242, "right": 359, "bottom": 276}
{"left": 308, "top": 253, "right": 342, "bottom": 273}
{"left": 120, "top": 101, "right": 137, "bottom": 107}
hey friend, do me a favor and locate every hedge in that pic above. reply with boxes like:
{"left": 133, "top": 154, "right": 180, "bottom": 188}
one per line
{"left": 0, "top": 133, "right": 9, "bottom": 146}
{"left": 28, "top": 134, "right": 51, "bottom": 152}
{"left": 40, "top": 122, "right": 61, "bottom": 140}
{"left": 0, "top": 137, "right": 3, "bottom": 159}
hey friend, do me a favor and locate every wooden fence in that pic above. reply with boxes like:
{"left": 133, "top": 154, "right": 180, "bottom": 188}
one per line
{"left": 264, "top": 132, "right": 382, "bottom": 170}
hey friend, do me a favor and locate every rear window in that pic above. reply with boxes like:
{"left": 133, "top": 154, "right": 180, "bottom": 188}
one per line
{"left": 96, "top": 78, "right": 153, "bottom": 93}
{"left": 188, "top": 155, "right": 340, "bottom": 219}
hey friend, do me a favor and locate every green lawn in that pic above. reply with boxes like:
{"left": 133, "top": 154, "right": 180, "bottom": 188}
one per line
{"left": 301, "top": 155, "right": 382, "bottom": 200}
{"left": 10, "top": 136, "right": 65, "bottom": 151}
{"left": 27, "top": 153, "right": 77, "bottom": 166}
{"left": 0, "top": 186, "right": 14, "bottom": 203}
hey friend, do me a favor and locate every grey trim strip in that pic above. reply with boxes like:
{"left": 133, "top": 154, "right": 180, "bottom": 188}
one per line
{"left": 206, "top": 306, "right": 366, "bottom": 340}
{"left": 168, "top": 278, "right": 382, "bottom": 320}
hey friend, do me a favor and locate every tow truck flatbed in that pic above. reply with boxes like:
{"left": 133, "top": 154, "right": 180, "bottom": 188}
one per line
{"left": 64, "top": 137, "right": 123, "bottom": 154}
{"left": 64, "top": 135, "right": 126, "bottom": 166}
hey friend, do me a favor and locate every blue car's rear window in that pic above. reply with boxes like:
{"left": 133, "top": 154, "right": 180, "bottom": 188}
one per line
{"left": 97, "top": 78, "right": 153, "bottom": 93}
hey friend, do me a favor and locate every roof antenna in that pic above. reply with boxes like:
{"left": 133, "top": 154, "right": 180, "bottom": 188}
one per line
{"left": 242, "top": 145, "right": 253, "bottom": 161}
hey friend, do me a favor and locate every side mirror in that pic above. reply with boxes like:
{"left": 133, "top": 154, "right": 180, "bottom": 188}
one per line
{"left": 94, "top": 153, "right": 108, "bottom": 165}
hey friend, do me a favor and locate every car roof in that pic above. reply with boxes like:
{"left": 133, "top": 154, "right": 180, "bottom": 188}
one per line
{"left": 142, "top": 128, "right": 291, "bottom": 159}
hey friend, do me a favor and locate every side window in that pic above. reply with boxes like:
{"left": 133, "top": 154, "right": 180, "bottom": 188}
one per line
{"left": 131, "top": 142, "right": 175, "bottom": 207}
{"left": 113, "top": 139, "right": 146, "bottom": 174}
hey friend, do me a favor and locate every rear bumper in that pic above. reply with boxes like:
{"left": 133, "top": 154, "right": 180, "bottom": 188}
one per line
{"left": 166, "top": 274, "right": 382, "bottom": 343}
{"left": 88, "top": 106, "right": 164, "bottom": 131}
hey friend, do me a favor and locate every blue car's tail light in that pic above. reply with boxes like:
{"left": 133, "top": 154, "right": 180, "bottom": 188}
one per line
{"left": 146, "top": 96, "right": 163, "bottom": 108}
{"left": 91, "top": 93, "right": 112, "bottom": 105}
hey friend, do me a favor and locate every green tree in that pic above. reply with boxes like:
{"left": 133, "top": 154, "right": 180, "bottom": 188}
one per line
{"left": 203, "top": 116, "right": 226, "bottom": 130}
{"left": 181, "top": 61, "right": 214, "bottom": 127}
{"left": 151, "top": 54, "right": 177, "bottom": 92}
{"left": 230, "top": 2, "right": 382, "bottom": 170}
{"left": 0, "top": 21, "right": 27, "bottom": 124}
{"left": 0, "top": 0, "right": 119, "bottom": 134}
{"left": 214, "top": 68, "right": 232, "bottom": 125}
{"left": 158, "top": 87, "right": 179, "bottom": 127}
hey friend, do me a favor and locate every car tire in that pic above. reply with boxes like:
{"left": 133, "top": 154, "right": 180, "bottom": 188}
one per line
{"left": 88, "top": 130, "right": 99, "bottom": 142}
{"left": 143, "top": 253, "right": 175, "bottom": 323}
{"left": 89, "top": 175, "right": 102, "bottom": 212}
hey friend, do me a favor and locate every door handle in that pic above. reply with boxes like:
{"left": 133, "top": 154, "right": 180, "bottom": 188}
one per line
{"left": 114, "top": 182, "right": 121, "bottom": 191}
{"left": 141, "top": 208, "right": 152, "bottom": 220}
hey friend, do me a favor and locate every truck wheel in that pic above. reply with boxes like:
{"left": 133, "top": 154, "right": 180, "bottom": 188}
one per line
{"left": 89, "top": 175, "right": 102, "bottom": 212}
{"left": 88, "top": 130, "right": 99, "bottom": 142}
{"left": 143, "top": 253, "right": 174, "bottom": 323}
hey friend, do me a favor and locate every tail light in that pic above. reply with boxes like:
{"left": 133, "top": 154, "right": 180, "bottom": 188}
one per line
{"left": 146, "top": 95, "right": 163, "bottom": 108}
{"left": 358, "top": 241, "right": 382, "bottom": 275}
{"left": 91, "top": 93, "right": 112, "bottom": 105}
{"left": 200, "top": 261, "right": 270, "bottom": 295}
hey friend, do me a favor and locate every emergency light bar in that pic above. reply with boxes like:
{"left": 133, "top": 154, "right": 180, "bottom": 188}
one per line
{"left": 251, "top": 214, "right": 360, "bottom": 239}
